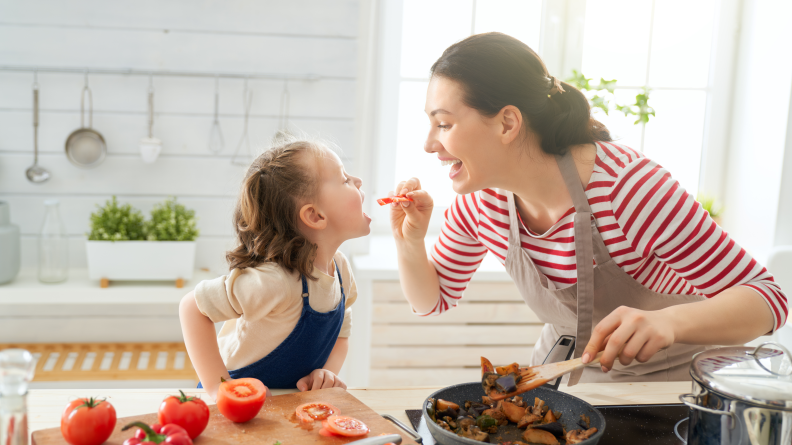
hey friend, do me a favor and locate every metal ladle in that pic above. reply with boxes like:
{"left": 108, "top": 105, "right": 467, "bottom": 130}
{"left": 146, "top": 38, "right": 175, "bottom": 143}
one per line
{"left": 26, "top": 74, "right": 50, "bottom": 183}
{"left": 208, "top": 75, "right": 225, "bottom": 154}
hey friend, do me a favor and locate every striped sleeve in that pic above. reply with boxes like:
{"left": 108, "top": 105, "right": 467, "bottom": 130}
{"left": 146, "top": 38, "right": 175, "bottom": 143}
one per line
{"left": 422, "top": 193, "right": 488, "bottom": 316}
{"left": 610, "top": 158, "right": 788, "bottom": 332}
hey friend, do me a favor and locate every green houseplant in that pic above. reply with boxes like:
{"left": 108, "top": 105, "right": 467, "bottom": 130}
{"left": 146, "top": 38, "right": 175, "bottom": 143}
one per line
{"left": 85, "top": 196, "right": 199, "bottom": 287}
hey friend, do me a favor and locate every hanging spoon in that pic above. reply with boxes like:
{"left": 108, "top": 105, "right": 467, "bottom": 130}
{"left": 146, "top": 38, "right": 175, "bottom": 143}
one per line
{"left": 208, "top": 75, "right": 225, "bottom": 153}
{"left": 273, "top": 79, "right": 291, "bottom": 141}
{"left": 26, "top": 72, "right": 50, "bottom": 183}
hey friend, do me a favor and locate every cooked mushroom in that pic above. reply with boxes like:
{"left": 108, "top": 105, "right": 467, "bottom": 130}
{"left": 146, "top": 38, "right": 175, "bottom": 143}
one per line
{"left": 442, "top": 416, "right": 458, "bottom": 430}
{"left": 566, "top": 427, "right": 598, "bottom": 444}
{"left": 522, "top": 428, "right": 560, "bottom": 445}
{"left": 437, "top": 399, "right": 460, "bottom": 411}
{"left": 437, "top": 406, "right": 459, "bottom": 420}
{"left": 507, "top": 396, "right": 526, "bottom": 408}
{"left": 531, "top": 398, "right": 546, "bottom": 416}
{"left": 436, "top": 420, "right": 453, "bottom": 432}
{"left": 542, "top": 409, "right": 557, "bottom": 424}
{"left": 482, "top": 372, "right": 499, "bottom": 394}
{"left": 458, "top": 424, "right": 489, "bottom": 442}
{"left": 517, "top": 413, "right": 541, "bottom": 429}
{"left": 501, "top": 400, "right": 526, "bottom": 423}
{"left": 529, "top": 422, "right": 564, "bottom": 438}
{"left": 457, "top": 415, "right": 476, "bottom": 430}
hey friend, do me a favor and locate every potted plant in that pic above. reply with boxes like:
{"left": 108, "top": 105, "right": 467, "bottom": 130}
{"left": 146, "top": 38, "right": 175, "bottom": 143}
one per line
{"left": 85, "top": 196, "right": 199, "bottom": 288}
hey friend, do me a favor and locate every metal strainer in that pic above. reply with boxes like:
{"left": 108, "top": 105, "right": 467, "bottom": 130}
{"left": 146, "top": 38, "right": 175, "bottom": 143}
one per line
{"left": 64, "top": 72, "right": 106, "bottom": 168}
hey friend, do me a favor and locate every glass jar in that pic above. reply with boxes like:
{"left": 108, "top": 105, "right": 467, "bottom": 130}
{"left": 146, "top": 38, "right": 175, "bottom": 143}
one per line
{"left": 0, "top": 348, "right": 36, "bottom": 445}
{"left": 38, "top": 199, "right": 68, "bottom": 283}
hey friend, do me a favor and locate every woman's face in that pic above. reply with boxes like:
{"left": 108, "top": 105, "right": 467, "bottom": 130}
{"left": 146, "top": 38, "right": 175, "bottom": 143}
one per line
{"left": 424, "top": 76, "right": 510, "bottom": 195}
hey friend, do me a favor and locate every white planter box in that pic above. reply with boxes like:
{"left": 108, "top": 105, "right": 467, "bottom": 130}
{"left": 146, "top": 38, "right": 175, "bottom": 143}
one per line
{"left": 86, "top": 241, "right": 197, "bottom": 281}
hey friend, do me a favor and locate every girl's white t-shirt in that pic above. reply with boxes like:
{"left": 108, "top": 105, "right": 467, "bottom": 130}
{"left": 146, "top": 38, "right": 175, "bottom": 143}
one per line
{"left": 194, "top": 251, "right": 356, "bottom": 371}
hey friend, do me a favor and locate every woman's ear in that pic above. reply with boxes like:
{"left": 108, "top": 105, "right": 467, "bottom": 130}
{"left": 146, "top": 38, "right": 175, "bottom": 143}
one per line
{"left": 299, "top": 203, "right": 327, "bottom": 230}
{"left": 499, "top": 105, "right": 523, "bottom": 145}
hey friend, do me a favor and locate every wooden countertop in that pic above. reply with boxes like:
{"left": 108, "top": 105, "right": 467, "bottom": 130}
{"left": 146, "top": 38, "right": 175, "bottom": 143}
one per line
{"left": 27, "top": 382, "right": 691, "bottom": 434}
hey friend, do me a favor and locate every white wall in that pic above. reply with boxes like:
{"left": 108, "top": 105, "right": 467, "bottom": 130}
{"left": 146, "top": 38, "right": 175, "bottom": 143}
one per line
{"left": 0, "top": 0, "right": 360, "bottom": 274}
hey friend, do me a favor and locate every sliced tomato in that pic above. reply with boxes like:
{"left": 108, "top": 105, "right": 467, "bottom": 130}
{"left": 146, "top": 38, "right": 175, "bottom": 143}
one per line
{"left": 295, "top": 402, "right": 340, "bottom": 423}
{"left": 216, "top": 378, "right": 267, "bottom": 423}
{"left": 324, "top": 415, "right": 370, "bottom": 437}
{"left": 377, "top": 195, "right": 413, "bottom": 206}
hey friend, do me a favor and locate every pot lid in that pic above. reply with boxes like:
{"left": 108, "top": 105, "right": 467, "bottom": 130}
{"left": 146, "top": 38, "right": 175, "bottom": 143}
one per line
{"left": 691, "top": 342, "right": 792, "bottom": 409}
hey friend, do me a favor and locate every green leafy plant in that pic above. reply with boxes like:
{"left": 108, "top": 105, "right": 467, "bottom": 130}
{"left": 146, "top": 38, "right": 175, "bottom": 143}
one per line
{"left": 144, "top": 197, "right": 200, "bottom": 241}
{"left": 696, "top": 194, "right": 723, "bottom": 220}
{"left": 566, "top": 70, "right": 655, "bottom": 125}
{"left": 88, "top": 196, "right": 146, "bottom": 241}
{"left": 88, "top": 196, "right": 199, "bottom": 241}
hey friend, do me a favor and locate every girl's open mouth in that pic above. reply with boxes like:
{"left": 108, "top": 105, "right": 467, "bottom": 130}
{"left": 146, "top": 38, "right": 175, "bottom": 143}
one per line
{"left": 440, "top": 158, "right": 463, "bottom": 179}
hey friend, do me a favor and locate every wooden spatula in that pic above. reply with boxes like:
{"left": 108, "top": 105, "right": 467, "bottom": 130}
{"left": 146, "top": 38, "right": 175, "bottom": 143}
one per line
{"left": 486, "top": 351, "right": 605, "bottom": 401}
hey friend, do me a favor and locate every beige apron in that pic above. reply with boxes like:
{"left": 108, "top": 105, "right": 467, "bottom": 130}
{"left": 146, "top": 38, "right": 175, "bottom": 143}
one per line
{"left": 505, "top": 151, "right": 708, "bottom": 385}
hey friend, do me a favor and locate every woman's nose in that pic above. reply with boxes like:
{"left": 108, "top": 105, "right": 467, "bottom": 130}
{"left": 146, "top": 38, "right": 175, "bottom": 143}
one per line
{"left": 424, "top": 136, "right": 441, "bottom": 154}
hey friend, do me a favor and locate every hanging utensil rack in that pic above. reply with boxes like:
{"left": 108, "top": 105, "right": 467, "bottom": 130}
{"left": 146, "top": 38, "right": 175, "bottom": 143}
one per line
{"left": 0, "top": 65, "right": 333, "bottom": 81}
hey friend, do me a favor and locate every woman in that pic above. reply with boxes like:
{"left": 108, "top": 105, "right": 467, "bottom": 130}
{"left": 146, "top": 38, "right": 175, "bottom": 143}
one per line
{"left": 389, "top": 33, "right": 787, "bottom": 384}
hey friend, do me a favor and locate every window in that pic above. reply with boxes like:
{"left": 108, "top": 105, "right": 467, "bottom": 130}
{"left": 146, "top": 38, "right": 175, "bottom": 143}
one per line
{"left": 373, "top": 0, "right": 729, "bottom": 234}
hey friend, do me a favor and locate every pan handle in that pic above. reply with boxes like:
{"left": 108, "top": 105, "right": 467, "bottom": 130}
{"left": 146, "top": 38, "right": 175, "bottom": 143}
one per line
{"left": 542, "top": 335, "right": 576, "bottom": 390}
{"left": 679, "top": 393, "right": 736, "bottom": 429}
{"left": 382, "top": 414, "right": 422, "bottom": 443}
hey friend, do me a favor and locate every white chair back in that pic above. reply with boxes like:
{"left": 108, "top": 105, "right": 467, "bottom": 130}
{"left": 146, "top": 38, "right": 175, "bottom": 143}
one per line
{"left": 768, "top": 246, "right": 792, "bottom": 348}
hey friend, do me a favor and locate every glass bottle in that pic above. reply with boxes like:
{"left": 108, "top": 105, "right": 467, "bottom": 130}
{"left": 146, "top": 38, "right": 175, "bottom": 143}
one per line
{"left": 38, "top": 199, "right": 68, "bottom": 283}
{"left": 0, "top": 348, "right": 36, "bottom": 445}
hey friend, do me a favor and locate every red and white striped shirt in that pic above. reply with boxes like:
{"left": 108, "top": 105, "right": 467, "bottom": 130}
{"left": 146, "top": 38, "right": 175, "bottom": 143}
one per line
{"left": 428, "top": 141, "right": 788, "bottom": 332}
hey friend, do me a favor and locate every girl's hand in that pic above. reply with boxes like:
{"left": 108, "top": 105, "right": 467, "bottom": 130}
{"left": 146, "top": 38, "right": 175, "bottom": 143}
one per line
{"left": 296, "top": 369, "right": 347, "bottom": 391}
{"left": 581, "top": 306, "right": 676, "bottom": 372}
{"left": 389, "top": 177, "right": 434, "bottom": 243}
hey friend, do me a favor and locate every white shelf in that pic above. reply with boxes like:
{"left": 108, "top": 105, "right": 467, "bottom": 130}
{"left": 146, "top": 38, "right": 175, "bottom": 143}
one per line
{"left": 0, "top": 268, "right": 217, "bottom": 305}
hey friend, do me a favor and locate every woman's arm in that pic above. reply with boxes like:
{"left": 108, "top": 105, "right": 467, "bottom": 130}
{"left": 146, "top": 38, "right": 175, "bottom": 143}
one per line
{"left": 583, "top": 287, "right": 774, "bottom": 370}
{"left": 179, "top": 290, "right": 230, "bottom": 400}
{"left": 390, "top": 179, "right": 443, "bottom": 314}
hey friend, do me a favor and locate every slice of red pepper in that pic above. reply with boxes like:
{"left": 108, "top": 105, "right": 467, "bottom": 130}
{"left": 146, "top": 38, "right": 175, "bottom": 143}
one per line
{"left": 377, "top": 195, "right": 414, "bottom": 206}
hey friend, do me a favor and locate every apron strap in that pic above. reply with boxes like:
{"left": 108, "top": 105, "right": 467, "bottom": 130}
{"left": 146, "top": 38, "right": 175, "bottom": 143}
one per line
{"left": 334, "top": 260, "right": 345, "bottom": 299}
{"left": 300, "top": 274, "right": 309, "bottom": 302}
{"left": 555, "top": 152, "right": 612, "bottom": 266}
{"left": 555, "top": 151, "right": 600, "bottom": 386}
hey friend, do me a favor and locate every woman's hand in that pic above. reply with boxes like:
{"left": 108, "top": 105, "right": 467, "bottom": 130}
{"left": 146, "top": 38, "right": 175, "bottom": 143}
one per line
{"left": 582, "top": 306, "right": 676, "bottom": 372}
{"left": 296, "top": 369, "right": 347, "bottom": 391}
{"left": 389, "top": 177, "right": 434, "bottom": 244}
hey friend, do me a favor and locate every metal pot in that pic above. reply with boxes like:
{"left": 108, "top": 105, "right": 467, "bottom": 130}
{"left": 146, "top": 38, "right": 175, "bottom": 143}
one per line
{"left": 679, "top": 342, "right": 792, "bottom": 445}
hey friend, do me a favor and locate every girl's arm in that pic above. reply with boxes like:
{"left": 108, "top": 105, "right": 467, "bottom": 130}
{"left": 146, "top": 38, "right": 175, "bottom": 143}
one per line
{"left": 179, "top": 290, "right": 230, "bottom": 400}
{"left": 296, "top": 337, "right": 349, "bottom": 391}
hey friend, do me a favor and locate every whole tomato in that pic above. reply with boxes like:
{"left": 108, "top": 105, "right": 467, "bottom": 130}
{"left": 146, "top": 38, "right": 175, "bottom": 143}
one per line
{"left": 60, "top": 397, "right": 117, "bottom": 445}
{"left": 157, "top": 390, "right": 210, "bottom": 439}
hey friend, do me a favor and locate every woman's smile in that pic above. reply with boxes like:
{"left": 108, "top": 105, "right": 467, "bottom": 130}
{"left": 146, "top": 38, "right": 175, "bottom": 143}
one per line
{"left": 438, "top": 156, "right": 464, "bottom": 179}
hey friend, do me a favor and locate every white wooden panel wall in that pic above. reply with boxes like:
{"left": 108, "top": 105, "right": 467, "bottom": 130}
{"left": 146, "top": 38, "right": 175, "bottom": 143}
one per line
{"left": 0, "top": 0, "right": 360, "bottom": 273}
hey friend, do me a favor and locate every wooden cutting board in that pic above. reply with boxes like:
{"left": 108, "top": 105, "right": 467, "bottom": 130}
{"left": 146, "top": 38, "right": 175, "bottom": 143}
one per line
{"left": 32, "top": 387, "right": 419, "bottom": 445}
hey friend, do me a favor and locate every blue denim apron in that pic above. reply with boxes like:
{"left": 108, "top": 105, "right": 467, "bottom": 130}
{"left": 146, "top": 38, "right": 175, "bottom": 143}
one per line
{"left": 199, "top": 262, "right": 346, "bottom": 389}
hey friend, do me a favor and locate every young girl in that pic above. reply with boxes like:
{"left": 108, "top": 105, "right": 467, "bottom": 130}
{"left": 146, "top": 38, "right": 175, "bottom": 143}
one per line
{"left": 179, "top": 136, "right": 371, "bottom": 399}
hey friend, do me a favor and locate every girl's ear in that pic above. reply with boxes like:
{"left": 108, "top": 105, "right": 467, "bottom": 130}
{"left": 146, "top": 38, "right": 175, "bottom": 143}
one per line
{"left": 499, "top": 105, "right": 523, "bottom": 145}
{"left": 299, "top": 203, "right": 327, "bottom": 230}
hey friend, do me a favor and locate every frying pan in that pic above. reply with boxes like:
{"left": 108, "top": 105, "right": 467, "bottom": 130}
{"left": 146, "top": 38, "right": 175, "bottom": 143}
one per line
{"left": 422, "top": 336, "right": 605, "bottom": 444}
{"left": 422, "top": 383, "right": 605, "bottom": 445}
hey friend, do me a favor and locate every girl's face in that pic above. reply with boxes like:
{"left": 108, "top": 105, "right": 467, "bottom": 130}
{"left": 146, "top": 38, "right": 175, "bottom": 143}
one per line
{"left": 424, "top": 76, "right": 510, "bottom": 195}
{"left": 315, "top": 150, "right": 371, "bottom": 241}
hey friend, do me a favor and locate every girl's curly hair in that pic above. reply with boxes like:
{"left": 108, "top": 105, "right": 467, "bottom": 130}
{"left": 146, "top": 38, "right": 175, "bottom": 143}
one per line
{"left": 226, "top": 136, "right": 328, "bottom": 279}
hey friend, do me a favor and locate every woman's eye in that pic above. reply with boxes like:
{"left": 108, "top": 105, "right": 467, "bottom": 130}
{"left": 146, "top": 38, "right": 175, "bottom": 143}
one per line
{"left": 437, "top": 124, "right": 451, "bottom": 130}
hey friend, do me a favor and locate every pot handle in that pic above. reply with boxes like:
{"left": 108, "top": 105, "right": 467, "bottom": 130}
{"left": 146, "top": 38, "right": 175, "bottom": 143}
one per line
{"left": 679, "top": 393, "right": 736, "bottom": 429}
{"left": 748, "top": 341, "right": 792, "bottom": 377}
